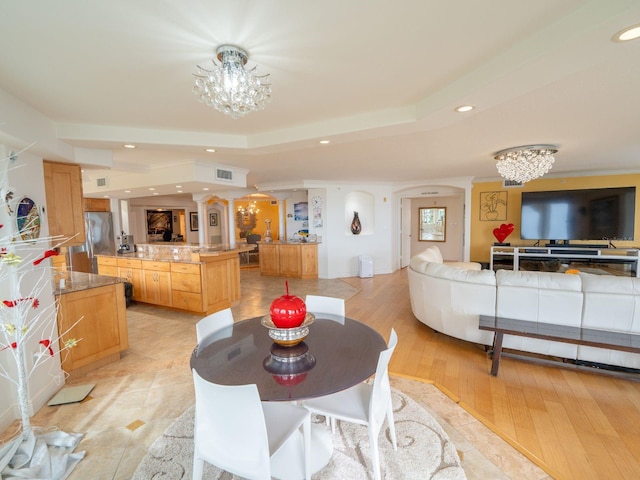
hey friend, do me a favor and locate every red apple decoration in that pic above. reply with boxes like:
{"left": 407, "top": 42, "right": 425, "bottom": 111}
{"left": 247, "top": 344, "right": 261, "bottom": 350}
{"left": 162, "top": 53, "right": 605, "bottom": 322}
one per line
{"left": 270, "top": 281, "right": 307, "bottom": 328}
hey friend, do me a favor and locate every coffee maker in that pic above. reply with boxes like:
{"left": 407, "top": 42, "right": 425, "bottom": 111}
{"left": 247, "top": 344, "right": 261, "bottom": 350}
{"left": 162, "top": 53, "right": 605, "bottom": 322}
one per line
{"left": 117, "top": 234, "right": 135, "bottom": 254}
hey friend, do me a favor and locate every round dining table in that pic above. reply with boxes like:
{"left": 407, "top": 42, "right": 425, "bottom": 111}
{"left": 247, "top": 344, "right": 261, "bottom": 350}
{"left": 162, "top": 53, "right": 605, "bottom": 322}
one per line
{"left": 190, "top": 313, "right": 388, "bottom": 401}
{"left": 189, "top": 313, "right": 388, "bottom": 478}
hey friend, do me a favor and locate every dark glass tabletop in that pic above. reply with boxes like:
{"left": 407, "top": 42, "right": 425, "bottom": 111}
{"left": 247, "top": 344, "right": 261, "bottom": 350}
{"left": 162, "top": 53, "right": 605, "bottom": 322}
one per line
{"left": 190, "top": 314, "right": 388, "bottom": 401}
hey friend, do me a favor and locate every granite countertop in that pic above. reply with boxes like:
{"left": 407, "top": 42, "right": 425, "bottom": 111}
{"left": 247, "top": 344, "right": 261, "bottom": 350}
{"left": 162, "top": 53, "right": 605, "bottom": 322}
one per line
{"left": 102, "top": 244, "right": 255, "bottom": 263}
{"left": 54, "top": 271, "right": 126, "bottom": 295}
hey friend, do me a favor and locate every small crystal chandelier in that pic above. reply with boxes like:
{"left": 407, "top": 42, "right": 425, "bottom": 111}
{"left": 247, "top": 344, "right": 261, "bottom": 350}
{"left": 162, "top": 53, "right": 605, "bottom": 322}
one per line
{"left": 494, "top": 145, "right": 558, "bottom": 183}
{"left": 192, "top": 45, "right": 271, "bottom": 119}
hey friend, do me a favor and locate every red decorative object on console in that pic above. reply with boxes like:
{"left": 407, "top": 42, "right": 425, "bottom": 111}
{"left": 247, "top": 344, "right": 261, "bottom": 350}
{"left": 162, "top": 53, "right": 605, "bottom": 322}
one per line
{"left": 492, "top": 223, "right": 514, "bottom": 243}
{"left": 269, "top": 281, "right": 307, "bottom": 328}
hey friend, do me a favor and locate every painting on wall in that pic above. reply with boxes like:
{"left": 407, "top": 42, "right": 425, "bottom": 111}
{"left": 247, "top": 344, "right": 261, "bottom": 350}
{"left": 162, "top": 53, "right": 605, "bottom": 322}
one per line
{"left": 294, "top": 202, "right": 308, "bottom": 221}
{"left": 190, "top": 212, "right": 198, "bottom": 231}
{"left": 209, "top": 212, "right": 218, "bottom": 227}
{"left": 479, "top": 191, "right": 507, "bottom": 221}
{"left": 147, "top": 211, "right": 172, "bottom": 234}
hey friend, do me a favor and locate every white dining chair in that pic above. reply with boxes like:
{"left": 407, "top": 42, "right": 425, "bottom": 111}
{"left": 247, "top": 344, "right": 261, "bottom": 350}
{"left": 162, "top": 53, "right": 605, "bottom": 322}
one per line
{"left": 192, "top": 369, "right": 311, "bottom": 480}
{"left": 195, "top": 308, "right": 234, "bottom": 344}
{"left": 302, "top": 329, "right": 398, "bottom": 480}
{"left": 305, "top": 295, "right": 345, "bottom": 322}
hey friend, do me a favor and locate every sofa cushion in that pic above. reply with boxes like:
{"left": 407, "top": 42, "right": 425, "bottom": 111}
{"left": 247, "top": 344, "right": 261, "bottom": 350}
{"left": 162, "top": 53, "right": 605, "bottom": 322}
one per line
{"left": 415, "top": 245, "right": 443, "bottom": 264}
{"left": 496, "top": 269, "right": 582, "bottom": 292}
{"left": 424, "top": 262, "right": 496, "bottom": 286}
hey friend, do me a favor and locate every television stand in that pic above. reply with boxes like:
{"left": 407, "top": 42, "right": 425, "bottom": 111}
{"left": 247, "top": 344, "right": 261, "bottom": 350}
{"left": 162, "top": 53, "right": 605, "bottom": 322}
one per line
{"left": 489, "top": 245, "right": 639, "bottom": 277}
{"left": 545, "top": 243, "right": 609, "bottom": 249}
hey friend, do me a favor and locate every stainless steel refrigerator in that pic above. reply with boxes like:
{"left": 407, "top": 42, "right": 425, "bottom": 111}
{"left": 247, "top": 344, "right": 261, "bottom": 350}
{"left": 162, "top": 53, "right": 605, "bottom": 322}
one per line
{"left": 68, "top": 211, "right": 116, "bottom": 274}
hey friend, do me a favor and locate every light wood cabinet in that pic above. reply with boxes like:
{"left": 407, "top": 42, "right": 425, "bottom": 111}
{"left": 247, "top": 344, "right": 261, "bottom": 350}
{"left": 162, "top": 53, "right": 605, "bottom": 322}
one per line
{"left": 97, "top": 252, "right": 241, "bottom": 314}
{"left": 171, "top": 262, "right": 203, "bottom": 312}
{"left": 116, "top": 258, "right": 143, "bottom": 301}
{"left": 56, "top": 282, "right": 128, "bottom": 373}
{"left": 83, "top": 197, "right": 110, "bottom": 212}
{"left": 43, "top": 161, "right": 86, "bottom": 246}
{"left": 141, "top": 260, "right": 172, "bottom": 306}
{"left": 258, "top": 243, "right": 318, "bottom": 279}
{"left": 259, "top": 244, "right": 280, "bottom": 276}
{"left": 97, "top": 256, "right": 118, "bottom": 276}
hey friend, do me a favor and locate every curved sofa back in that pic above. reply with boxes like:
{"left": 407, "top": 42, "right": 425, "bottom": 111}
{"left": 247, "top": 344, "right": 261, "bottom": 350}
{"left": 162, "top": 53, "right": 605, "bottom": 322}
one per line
{"left": 408, "top": 258, "right": 496, "bottom": 345}
{"left": 409, "top": 257, "right": 640, "bottom": 369}
{"left": 496, "top": 269, "right": 584, "bottom": 359}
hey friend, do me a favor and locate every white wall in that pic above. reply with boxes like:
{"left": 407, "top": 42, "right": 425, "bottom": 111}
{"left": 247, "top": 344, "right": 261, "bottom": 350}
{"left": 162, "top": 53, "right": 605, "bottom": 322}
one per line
{"left": 0, "top": 145, "right": 64, "bottom": 432}
{"left": 313, "top": 184, "right": 394, "bottom": 279}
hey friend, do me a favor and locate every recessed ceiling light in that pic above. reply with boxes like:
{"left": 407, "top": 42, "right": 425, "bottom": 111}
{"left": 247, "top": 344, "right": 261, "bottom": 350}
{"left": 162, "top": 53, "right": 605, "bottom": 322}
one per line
{"left": 177, "top": 190, "right": 183, "bottom": 193}
{"left": 205, "top": 148, "right": 216, "bottom": 153}
{"left": 613, "top": 24, "right": 640, "bottom": 42}
{"left": 153, "top": 192, "right": 159, "bottom": 195}
{"left": 149, "top": 187, "right": 155, "bottom": 191}
{"left": 176, "top": 185, "right": 182, "bottom": 188}
{"left": 124, "top": 190, "right": 131, "bottom": 193}
{"left": 319, "top": 140, "right": 330, "bottom": 144}
{"left": 455, "top": 105, "right": 475, "bottom": 113}
{"left": 123, "top": 144, "right": 136, "bottom": 149}
{"left": 103, "top": 195, "right": 109, "bottom": 198}
{"left": 203, "top": 187, "right": 209, "bottom": 191}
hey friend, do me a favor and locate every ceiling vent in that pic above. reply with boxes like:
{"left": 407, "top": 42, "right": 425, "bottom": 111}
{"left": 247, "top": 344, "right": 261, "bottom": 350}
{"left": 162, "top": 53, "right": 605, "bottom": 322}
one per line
{"left": 502, "top": 179, "right": 523, "bottom": 188}
{"left": 96, "top": 177, "right": 108, "bottom": 187}
{"left": 216, "top": 168, "right": 233, "bottom": 181}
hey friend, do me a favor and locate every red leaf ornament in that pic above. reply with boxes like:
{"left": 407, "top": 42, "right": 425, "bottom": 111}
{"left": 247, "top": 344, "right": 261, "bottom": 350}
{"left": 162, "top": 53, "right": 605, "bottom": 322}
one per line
{"left": 492, "top": 223, "right": 514, "bottom": 243}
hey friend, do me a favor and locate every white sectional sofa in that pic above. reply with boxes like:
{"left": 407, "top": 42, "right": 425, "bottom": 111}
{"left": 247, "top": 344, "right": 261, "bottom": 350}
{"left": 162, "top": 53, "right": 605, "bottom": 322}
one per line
{"left": 408, "top": 246, "right": 640, "bottom": 370}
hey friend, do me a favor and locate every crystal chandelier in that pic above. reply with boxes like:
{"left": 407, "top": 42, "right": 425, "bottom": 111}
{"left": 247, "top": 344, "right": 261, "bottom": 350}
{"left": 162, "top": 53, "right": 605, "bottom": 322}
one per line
{"left": 193, "top": 45, "right": 271, "bottom": 119}
{"left": 494, "top": 145, "right": 558, "bottom": 183}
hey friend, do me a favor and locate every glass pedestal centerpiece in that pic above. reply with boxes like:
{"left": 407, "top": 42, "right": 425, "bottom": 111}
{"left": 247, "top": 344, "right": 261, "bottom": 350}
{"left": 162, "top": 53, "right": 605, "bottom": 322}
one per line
{"left": 262, "top": 282, "right": 315, "bottom": 384}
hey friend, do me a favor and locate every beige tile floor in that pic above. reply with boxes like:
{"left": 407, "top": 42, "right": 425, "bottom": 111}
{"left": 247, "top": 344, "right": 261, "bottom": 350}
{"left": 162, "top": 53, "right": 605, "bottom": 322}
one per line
{"left": 1, "top": 268, "right": 545, "bottom": 479}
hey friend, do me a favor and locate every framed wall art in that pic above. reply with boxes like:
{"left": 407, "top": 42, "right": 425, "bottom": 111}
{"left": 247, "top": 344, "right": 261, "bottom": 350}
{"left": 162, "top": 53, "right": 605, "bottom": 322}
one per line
{"left": 190, "top": 212, "right": 198, "bottom": 231}
{"left": 479, "top": 191, "right": 507, "bottom": 221}
{"left": 209, "top": 212, "right": 219, "bottom": 227}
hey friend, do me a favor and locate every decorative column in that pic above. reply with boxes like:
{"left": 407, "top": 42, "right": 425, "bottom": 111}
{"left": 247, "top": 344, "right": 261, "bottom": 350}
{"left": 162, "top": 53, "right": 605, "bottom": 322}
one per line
{"left": 227, "top": 198, "right": 236, "bottom": 249}
{"left": 192, "top": 193, "right": 211, "bottom": 247}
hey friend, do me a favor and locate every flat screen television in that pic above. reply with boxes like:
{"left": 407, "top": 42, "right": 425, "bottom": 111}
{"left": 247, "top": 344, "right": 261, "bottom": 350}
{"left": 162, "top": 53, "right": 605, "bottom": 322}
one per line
{"left": 520, "top": 187, "right": 636, "bottom": 243}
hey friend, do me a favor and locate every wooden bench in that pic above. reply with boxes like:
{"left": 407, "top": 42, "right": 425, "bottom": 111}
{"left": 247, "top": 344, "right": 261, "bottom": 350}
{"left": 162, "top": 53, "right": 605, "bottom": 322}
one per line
{"left": 478, "top": 315, "right": 640, "bottom": 376}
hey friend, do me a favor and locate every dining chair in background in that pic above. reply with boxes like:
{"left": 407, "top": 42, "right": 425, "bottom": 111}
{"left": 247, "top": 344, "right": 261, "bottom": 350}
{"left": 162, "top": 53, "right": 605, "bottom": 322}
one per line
{"left": 302, "top": 328, "right": 398, "bottom": 480}
{"left": 195, "top": 307, "right": 234, "bottom": 344}
{"left": 192, "top": 369, "right": 311, "bottom": 480}
{"left": 305, "top": 295, "right": 345, "bottom": 319}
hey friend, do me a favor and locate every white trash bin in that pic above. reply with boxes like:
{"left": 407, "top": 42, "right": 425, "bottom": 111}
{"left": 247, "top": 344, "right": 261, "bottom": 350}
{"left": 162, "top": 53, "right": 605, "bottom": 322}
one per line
{"left": 358, "top": 255, "right": 373, "bottom": 278}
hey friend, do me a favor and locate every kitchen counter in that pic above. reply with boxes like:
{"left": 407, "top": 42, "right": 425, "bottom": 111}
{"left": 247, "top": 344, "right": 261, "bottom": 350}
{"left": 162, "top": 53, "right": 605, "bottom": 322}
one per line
{"left": 96, "top": 247, "right": 243, "bottom": 314}
{"left": 54, "top": 271, "right": 125, "bottom": 295}
{"left": 258, "top": 242, "right": 318, "bottom": 278}
{"left": 54, "top": 272, "right": 128, "bottom": 376}
{"left": 118, "top": 243, "right": 254, "bottom": 263}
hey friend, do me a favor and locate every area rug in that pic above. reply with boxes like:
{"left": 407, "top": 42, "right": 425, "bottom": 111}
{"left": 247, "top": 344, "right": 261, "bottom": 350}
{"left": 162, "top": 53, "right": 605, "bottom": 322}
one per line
{"left": 132, "top": 387, "right": 466, "bottom": 479}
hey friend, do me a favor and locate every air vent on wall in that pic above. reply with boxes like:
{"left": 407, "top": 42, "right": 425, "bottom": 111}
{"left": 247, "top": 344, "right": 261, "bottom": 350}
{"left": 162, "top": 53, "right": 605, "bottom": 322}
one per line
{"left": 96, "top": 177, "right": 108, "bottom": 187}
{"left": 502, "top": 179, "right": 523, "bottom": 188}
{"left": 216, "top": 168, "right": 233, "bottom": 181}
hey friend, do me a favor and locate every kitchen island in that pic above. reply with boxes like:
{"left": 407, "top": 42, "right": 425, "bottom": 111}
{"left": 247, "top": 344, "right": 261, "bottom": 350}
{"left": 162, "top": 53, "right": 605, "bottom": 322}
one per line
{"left": 258, "top": 241, "right": 319, "bottom": 278}
{"left": 55, "top": 271, "right": 128, "bottom": 375}
{"left": 97, "top": 243, "right": 252, "bottom": 314}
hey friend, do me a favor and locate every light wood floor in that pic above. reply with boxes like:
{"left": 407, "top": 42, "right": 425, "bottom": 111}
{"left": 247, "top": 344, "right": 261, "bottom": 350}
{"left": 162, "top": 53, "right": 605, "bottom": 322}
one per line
{"left": 346, "top": 268, "right": 640, "bottom": 480}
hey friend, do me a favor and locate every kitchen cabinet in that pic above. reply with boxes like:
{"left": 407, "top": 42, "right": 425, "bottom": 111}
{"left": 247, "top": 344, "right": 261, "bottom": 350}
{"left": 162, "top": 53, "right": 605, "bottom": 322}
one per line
{"left": 83, "top": 197, "right": 110, "bottom": 212}
{"left": 97, "top": 250, "right": 241, "bottom": 314}
{"left": 171, "top": 262, "right": 203, "bottom": 312}
{"left": 115, "top": 257, "right": 143, "bottom": 301}
{"left": 141, "top": 260, "right": 172, "bottom": 306}
{"left": 43, "top": 161, "right": 86, "bottom": 246}
{"left": 258, "top": 242, "right": 318, "bottom": 279}
{"left": 96, "top": 256, "right": 118, "bottom": 276}
{"left": 56, "top": 277, "right": 128, "bottom": 374}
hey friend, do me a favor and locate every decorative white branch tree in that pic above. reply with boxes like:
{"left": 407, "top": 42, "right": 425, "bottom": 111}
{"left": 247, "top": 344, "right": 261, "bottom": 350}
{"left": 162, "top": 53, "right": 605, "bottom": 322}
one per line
{"left": 0, "top": 148, "right": 84, "bottom": 477}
